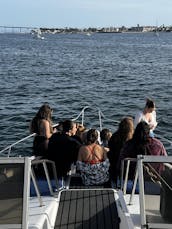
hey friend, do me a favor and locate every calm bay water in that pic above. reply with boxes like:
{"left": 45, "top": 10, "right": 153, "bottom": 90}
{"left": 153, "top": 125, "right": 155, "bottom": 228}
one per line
{"left": 0, "top": 32, "right": 172, "bottom": 155}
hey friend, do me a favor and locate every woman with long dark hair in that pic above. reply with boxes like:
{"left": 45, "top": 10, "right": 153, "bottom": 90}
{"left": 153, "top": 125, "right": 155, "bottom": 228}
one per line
{"left": 30, "top": 103, "right": 56, "bottom": 156}
{"left": 119, "top": 121, "right": 167, "bottom": 179}
{"left": 108, "top": 117, "right": 134, "bottom": 185}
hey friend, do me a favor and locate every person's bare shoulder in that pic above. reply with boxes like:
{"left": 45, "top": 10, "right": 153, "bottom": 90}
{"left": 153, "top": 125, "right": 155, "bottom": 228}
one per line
{"left": 78, "top": 145, "right": 88, "bottom": 160}
{"left": 79, "top": 145, "right": 90, "bottom": 155}
{"left": 40, "top": 119, "right": 49, "bottom": 125}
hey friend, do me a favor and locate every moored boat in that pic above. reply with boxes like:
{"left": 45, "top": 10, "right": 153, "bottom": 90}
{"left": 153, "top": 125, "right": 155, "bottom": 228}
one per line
{"left": 31, "top": 28, "right": 45, "bottom": 40}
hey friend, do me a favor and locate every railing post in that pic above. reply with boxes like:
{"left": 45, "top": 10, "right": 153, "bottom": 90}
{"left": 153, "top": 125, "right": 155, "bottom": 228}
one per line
{"left": 129, "top": 168, "right": 138, "bottom": 205}
{"left": 123, "top": 160, "right": 130, "bottom": 195}
{"left": 98, "top": 109, "right": 102, "bottom": 131}
{"left": 120, "top": 160, "right": 124, "bottom": 189}
{"left": 30, "top": 168, "right": 44, "bottom": 207}
{"left": 43, "top": 161, "right": 54, "bottom": 195}
{"left": 82, "top": 110, "right": 84, "bottom": 126}
{"left": 137, "top": 155, "right": 146, "bottom": 227}
{"left": 8, "top": 147, "right": 11, "bottom": 157}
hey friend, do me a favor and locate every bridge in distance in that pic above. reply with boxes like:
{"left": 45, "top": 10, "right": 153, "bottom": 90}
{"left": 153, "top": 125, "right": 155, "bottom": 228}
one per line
{"left": 0, "top": 26, "right": 38, "bottom": 33}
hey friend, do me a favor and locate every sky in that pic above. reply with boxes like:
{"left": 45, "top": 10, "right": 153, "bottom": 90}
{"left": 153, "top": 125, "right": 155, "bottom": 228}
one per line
{"left": 0, "top": 0, "right": 172, "bottom": 28}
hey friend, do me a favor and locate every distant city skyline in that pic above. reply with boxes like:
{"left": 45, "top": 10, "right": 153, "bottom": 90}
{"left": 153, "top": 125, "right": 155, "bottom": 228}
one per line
{"left": 0, "top": 0, "right": 172, "bottom": 28}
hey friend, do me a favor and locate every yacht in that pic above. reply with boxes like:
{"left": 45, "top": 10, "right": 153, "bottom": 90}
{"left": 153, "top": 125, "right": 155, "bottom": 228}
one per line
{"left": 31, "top": 28, "right": 45, "bottom": 40}
{"left": 0, "top": 106, "right": 172, "bottom": 229}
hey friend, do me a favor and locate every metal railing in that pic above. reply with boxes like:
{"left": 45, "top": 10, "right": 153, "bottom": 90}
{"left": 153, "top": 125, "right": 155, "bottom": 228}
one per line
{"left": 0, "top": 105, "right": 172, "bottom": 157}
{"left": 31, "top": 159, "right": 59, "bottom": 206}
{"left": 121, "top": 156, "right": 172, "bottom": 206}
{"left": 120, "top": 158, "right": 137, "bottom": 195}
{"left": 137, "top": 155, "right": 172, "bottom": 229}
{"left": 0, "top": 106, "right": 119, "bottom": 157}
{"left": 0, "top": 133, "right": 35, "bottom": 157}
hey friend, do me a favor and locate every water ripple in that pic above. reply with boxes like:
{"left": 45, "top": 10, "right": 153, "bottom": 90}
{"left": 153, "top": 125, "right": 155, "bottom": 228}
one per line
{"left": 0, "top": 32, "right": 172, "bottom": 154}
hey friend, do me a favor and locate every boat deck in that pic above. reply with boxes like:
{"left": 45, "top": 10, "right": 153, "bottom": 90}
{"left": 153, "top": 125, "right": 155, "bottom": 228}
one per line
{"left": 29, "top": 196, "right": 59, "bottom": 229}
{"left": 124, "top": 194, "right": 172, "bottom": 229}
{"left": 124, "top": 194, "right": 141, "bottom": 229}
{"left": 54, "top": 189, "right": 120, "bottom": 229}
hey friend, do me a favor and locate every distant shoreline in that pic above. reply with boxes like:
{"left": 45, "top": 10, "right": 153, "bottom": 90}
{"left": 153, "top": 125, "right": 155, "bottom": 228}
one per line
{"left": 0, "top": 25, "right": 172, "bottom": 34}
{"left": 39, "top": 25, "right": 172, "bottom": 34}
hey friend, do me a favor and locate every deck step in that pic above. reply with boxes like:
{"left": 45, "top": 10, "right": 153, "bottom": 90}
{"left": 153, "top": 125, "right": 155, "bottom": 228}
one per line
{"left": 55, "top": 189, "right": 120, "bottom": 229}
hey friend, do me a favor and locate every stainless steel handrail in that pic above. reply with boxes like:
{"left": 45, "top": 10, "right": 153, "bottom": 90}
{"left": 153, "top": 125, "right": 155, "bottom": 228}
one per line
{"left": 31, "top": 159, "right": 59, "bottom": 205}
{"left": 0, "top": 133, "right": 35, "bottom": 156}
{"left": 0, "top": 105, "right": 172, "bottom": 156}
{"left": 121, "top": 158, "right": 137, "bottom": 195}
{"left": 0, "top": 106, "right": 119, "bottom": 156}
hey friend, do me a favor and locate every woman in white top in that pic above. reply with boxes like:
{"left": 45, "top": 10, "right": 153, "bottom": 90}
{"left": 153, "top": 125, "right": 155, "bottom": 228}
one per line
{"left": 134, "top": 98, "right": 157, "bottom": 136}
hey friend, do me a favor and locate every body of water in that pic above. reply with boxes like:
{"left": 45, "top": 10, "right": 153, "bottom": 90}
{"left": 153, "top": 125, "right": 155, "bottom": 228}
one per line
{"left": 0, "top": 32, "right": 172, "bottom": 154}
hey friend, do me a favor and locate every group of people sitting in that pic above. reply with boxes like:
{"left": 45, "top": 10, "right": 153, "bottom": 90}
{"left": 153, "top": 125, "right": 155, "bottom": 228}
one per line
{"left": 30, "top": 99, "right": 167, "bottom": 188}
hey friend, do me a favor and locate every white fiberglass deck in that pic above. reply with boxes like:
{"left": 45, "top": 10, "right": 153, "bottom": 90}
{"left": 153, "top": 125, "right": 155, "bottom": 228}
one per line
{"left": 28, "top": 190, "right": 135, "bottom": 229}
{"left": 28, "top": 196, "right": 59, "bottom": 229}
{"left": 2, "top": 155, "right": 172, "bottom": 229}
{"left": 124, "top": 194, "right": 141, "bottom": 229}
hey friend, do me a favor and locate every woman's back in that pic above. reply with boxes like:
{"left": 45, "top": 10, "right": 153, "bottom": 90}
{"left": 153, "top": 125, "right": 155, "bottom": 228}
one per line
{"left": 119, "top": 121, "right": 167, "bottom": 179}
{"left": 108, "top": 117, "right": 134, "bottom": 184}
{"left": 30, "top": 104, "right": 55, "bottom": 156}
{"left": 78, "top": 143, "right": 105, "bottom": 164}
{"left": 38, "top": 119, "right": 53, "bottom": 138}
{"left": 77, "top": 129, "right": 110, "bottom": 186}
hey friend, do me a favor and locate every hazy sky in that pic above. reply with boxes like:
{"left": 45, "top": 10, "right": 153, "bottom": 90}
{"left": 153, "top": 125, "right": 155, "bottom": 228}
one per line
{"left": 0, "top": 0, "right": 171, "bottom": 28}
